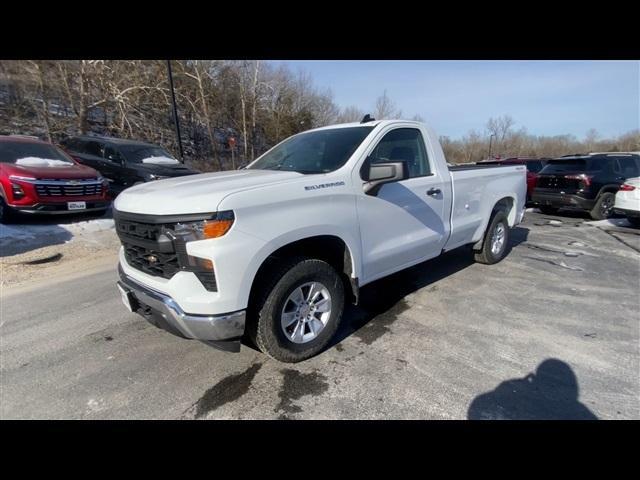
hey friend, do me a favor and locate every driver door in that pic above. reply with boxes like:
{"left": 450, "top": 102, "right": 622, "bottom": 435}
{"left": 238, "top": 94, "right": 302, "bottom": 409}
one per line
{"left": 356, "top": 126, "right": 449, "bottom": 283}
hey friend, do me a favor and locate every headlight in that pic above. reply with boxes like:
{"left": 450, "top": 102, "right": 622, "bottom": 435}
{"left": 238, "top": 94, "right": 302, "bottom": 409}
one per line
{"left": 173, "top": 210, "right": 235, "bottom": 241}
{"left": 9, "top": 175, "right": 36, "bottom": 182}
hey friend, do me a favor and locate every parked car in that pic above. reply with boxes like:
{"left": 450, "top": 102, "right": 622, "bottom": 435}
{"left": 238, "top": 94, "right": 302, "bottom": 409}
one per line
{"left": 614, "top": 177, "right": 640, "bottom": 227}
{"left": 59, "top": 135, "right": 198, "bottom": 193}
{"left": 0, "top": 135, "right": 110, "bottom": 223}
{"left": 532, "top": 153, "right": 640, "bottom": 219}
{"left": 477, "top": 157, "right": 548, "bottom": 204}
{"left": 114, "top": 118, "right": 526, "bottom": 362}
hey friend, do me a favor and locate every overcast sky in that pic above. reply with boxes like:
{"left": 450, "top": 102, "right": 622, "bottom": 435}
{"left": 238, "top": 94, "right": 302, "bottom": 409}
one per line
{"left": 271, "top": 60, "right": 639, "bottom": 140}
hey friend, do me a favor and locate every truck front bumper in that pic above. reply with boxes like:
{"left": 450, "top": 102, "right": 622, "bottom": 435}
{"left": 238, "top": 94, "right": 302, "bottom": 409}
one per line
{"left": 117, "top": 264, "right": 246, "bottom": 352}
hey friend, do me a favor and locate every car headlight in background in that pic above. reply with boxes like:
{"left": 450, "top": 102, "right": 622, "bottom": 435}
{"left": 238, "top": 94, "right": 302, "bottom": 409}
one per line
{"left": 147, "top": 174, "right": 168, "bottom": 181}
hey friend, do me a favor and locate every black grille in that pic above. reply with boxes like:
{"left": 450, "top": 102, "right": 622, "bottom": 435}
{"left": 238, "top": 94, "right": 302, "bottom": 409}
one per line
{"left": 35, "top": 182, "right": 103, "bottom": 197}
{"left": 123, "top": 243, "right": 180, "bottom": 279}
{"left": 116, "top": 219, "right": 165, "bottom": 242}
{"left": 115, "top": 211, "right": 217, "bottom": 290}
{"left": 116, "top": 217, "right": 179, "bottom": 279}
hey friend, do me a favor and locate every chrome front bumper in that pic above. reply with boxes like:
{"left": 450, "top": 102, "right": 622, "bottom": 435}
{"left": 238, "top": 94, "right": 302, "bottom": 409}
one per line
{"left": 117, "top": 265, "right": 246, "bottom": 352}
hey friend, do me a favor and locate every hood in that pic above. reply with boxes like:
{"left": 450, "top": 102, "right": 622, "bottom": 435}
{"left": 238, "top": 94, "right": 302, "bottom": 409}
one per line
{"left": 1, "top": 161, "right": 100, "bottom": 179}
{"left": 114, "top": 169, "right": 303, "bottom": 215}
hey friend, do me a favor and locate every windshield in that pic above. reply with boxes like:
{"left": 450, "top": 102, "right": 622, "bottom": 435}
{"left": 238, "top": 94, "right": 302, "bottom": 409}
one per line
{"left": 248, "top": 126, "right": 374, "bottom": 174}
{"left": 541, "top": 159, "right": 603, "bottom": 174}
{"left": 0, "top": 141, "right": 74, "bottom": 164}
{"left": 120, "top": 145, "right": 176, "bottom": 164}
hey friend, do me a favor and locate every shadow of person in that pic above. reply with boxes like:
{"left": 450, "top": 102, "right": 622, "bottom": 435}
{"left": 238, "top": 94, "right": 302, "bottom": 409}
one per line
{"left": 467, "top": 359, "right": 598, "bottom": 420}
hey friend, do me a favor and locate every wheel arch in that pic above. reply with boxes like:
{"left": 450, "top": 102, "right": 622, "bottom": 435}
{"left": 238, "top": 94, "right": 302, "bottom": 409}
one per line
{"left": 596, "top": 184, "right": 620, "bottom": 197}
{"left": 247, "top": 234, "right": 360, "bottom": 311}
{"left": 473, "top": 195, "right": 517, "bottom": 250}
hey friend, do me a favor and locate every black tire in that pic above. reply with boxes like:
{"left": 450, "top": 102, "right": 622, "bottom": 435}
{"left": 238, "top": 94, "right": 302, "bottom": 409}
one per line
{"left": 627, "top": 217, "right": 640, "bottom": 228}
{"left": 538, "top": 205, "right": 559, "bottom": 215}
{"left": 590, "top": 192, "right": 615, "bottom": 220}
{"left": 249, "top": 257, "right": 345, "bottom": 363}
{"left": 474, "top": 211, "right": 510, "bottom": 265}
{"left": 0, "top": 197, "right": 16, "bottom": 224}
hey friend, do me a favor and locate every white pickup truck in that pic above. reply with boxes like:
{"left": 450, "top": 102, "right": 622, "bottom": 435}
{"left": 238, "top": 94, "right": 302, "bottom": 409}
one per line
{"left": 115, "top": 119, "right": 526, "bottom": 362}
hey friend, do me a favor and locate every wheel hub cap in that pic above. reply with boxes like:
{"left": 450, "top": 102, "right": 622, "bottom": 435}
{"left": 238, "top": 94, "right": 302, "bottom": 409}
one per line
{"left": 491, "top": 223, "right": 506, "bottom": 256}
{"left": 281, "top": 282, "right": 332, "bottom": 344}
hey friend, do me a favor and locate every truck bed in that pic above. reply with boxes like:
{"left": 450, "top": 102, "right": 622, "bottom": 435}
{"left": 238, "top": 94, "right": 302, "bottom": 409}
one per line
{"left": 448, "top": 163, "right": 519, "bottom": 171}
{"left": 445, "top": 164, "right": 527, "bottom": 251}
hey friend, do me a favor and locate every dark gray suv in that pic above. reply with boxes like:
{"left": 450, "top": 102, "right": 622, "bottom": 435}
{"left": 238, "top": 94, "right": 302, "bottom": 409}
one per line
{"left": 60, "top": 135, "right": 199, "bottom": 194}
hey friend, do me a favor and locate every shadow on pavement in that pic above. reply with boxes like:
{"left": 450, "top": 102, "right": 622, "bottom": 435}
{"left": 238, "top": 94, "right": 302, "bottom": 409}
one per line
{"left": 331, "top": 226, "right": 530, "bottom": 347}
{"left": 467, "top": 358, "right": 598, "bottom": 420}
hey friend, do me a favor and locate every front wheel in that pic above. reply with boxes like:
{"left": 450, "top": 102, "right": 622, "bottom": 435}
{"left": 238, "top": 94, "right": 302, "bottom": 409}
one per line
{"left": 0, "top": 197, "right": 16, "bottom": 224}
{"left": 250, "top": 257, "right": 345, "bottom": 363}
{"left": 474, "top": 211, "right": 510, "bottom": 265}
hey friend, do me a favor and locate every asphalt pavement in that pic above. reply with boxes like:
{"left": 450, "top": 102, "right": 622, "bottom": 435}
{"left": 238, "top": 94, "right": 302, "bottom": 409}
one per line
{"left": 1, "top": 211, "right": 638, "bottom": 419}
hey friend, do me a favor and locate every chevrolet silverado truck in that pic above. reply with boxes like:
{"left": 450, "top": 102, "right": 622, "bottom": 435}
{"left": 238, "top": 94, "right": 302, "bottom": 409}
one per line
{"left": 115, "top": 119, "right": 526, "bottom": 362}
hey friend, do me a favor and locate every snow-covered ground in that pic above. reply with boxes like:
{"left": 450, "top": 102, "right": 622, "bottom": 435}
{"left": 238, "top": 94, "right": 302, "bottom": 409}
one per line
{"left": 0, "top": 215, "right": 115, "bottom": 257}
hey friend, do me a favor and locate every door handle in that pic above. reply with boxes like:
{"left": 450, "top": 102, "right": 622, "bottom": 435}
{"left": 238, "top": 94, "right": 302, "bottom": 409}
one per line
{"left": 427, "top": 188, "right": 441, "bottom": 196}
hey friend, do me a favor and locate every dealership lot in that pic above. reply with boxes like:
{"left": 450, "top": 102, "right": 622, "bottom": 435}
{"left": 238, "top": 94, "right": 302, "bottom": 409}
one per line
{"left": 1, "top": 210, "right": 638, "bottom": 419}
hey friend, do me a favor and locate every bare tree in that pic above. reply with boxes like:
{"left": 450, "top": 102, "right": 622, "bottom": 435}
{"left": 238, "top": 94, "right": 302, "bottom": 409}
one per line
{"left": 337, "top": 105, "right": 365, "bottom": 123}
{"left": 374, "top": 90, "right": 402, "bottom": 119}
{"left": 584, "top": 128, "right": 599, "bottom": 153}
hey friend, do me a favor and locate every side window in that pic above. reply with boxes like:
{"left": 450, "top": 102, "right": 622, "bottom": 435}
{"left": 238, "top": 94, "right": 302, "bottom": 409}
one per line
{"left": 369, "top": 128, "right": 431, "bottom": 178}
{"left": 83, "top": 141, "right": 104, "bottom": 157}
{"left": 619, "top": 156, "right": 639, "bottom": 177}
{"left": 103, "top": 146, "right": 124, "bottom": 164}
{"left": 526, "top": 160, "right": 543, "bottom": 173}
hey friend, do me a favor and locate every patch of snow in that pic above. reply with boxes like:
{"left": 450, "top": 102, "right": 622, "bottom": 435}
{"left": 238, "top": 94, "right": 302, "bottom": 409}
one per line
{"left": 15, "top": 157, "right": 73, "bottom": 168}
{"left": 141, "top": 156, "right": 179, "bottom": 165}
{"left": 0, "top": 217, "right": 114, "bottom": 252}
{"left": 584, "top": 218, "right": 630, "bottom": 228}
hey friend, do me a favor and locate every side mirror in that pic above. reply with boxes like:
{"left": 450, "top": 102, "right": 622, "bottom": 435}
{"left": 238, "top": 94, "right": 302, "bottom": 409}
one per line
{"left": 237, "top": 162, "right": 248, "bottom": 170}
{"left": 362, "top": 161, "right": 409, "bottom": 195}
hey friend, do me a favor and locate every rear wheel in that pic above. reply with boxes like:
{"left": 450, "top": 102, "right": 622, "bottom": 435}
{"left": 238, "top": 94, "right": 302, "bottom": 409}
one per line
{"left": 590, "top": 192, "right": 615, "bottom": 220}
{"left": 249, "top": 257, "right": 345, "bottom": 363}
{"left": 474, "top": 211, "right": 510, "bottom": 265}
{"left": 538, "top": 205, "right": 559, "bottom": 215}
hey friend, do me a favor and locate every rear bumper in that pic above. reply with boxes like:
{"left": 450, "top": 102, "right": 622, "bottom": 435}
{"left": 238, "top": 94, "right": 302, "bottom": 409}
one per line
{"left": 531, "top": 191, "right": 595, "bottom": 210}
{"left": 117, "top": 264, "right": 245, "bottom": 351}
{"left": 614, "top": 207, "right": 640, "bottom": 218}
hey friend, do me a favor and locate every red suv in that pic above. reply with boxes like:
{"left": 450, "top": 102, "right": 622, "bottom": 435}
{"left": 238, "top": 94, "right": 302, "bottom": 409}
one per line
{"left": 477, "top": 157, "right": 548, "bottom": 204}
{"left": 0, "top": 136, "right": 110, "bottom": 223}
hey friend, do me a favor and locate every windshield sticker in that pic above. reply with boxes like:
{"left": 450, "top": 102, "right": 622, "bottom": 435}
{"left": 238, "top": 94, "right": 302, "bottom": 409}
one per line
{"left": 304, "top": 181, "right": 346, "bottom": 191}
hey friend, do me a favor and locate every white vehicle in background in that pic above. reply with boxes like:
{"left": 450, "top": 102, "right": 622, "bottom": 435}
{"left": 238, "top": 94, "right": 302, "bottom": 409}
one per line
{"left": 114, "top": 118, "right": 526, "bottom": 362}
{"left": 614, "top": 177, "right": 640, "bottom": 227}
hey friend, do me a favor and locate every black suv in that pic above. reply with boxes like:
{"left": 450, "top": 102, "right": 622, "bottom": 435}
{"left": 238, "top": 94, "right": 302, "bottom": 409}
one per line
{"left": 60, "top": 136, "right": 199, "bottom": 194}
{"left": 532, "top": 153, "right": 640, "bottom": 219}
